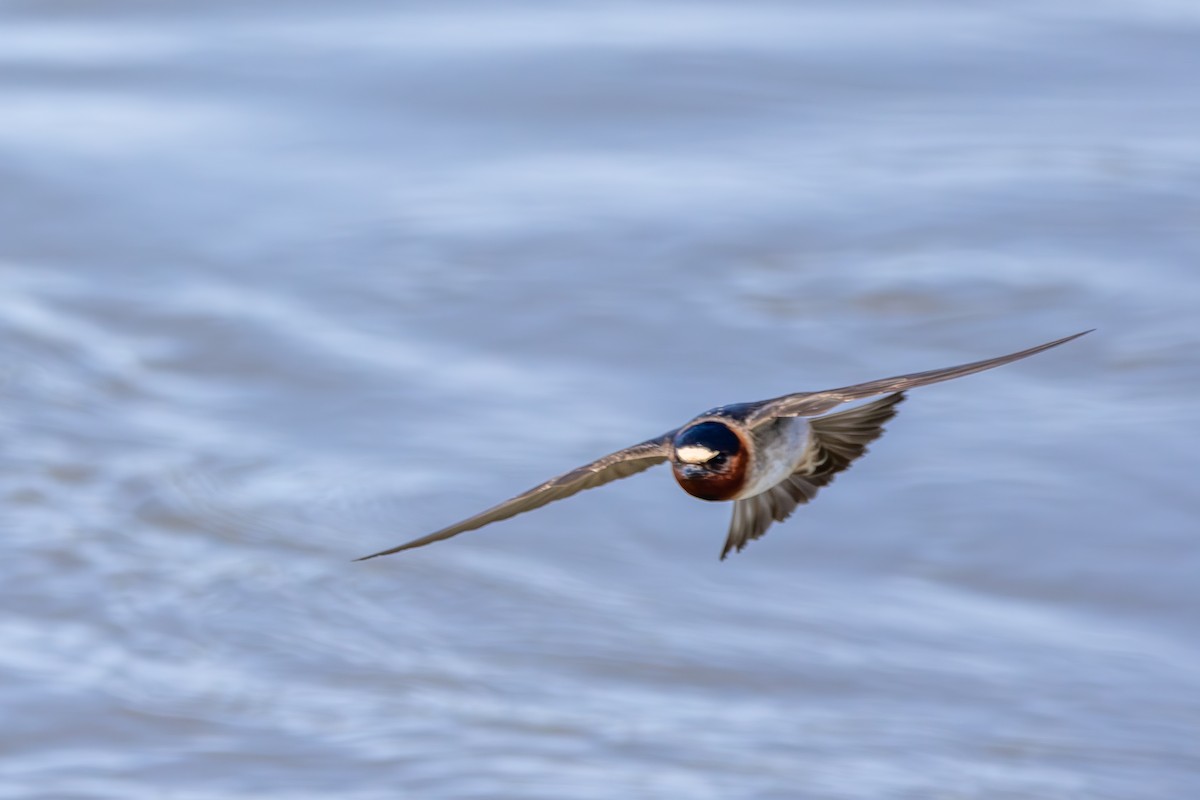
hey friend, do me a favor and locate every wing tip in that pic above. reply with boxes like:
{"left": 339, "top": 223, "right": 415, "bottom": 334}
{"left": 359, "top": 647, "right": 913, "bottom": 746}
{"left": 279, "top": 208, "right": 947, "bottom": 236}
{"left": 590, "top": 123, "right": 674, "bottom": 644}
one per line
{"left": 1062, "top": 328, "right": 1095, "bottom": 342}
{"left": 352, "top": 543, "right": 415, "bottom": 562}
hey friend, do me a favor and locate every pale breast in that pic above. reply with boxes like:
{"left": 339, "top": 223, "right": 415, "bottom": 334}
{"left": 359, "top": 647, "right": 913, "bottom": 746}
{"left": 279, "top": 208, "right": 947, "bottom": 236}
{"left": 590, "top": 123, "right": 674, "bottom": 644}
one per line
{"left": 735, "top": 417, "right": 811, "bottom": 499}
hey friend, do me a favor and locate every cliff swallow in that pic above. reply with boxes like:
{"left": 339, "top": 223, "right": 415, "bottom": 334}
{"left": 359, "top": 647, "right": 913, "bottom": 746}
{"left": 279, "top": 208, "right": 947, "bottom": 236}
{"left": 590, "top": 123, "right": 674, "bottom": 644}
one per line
{"left": 357, "top": 331, "right": 1090, "bottom": 561}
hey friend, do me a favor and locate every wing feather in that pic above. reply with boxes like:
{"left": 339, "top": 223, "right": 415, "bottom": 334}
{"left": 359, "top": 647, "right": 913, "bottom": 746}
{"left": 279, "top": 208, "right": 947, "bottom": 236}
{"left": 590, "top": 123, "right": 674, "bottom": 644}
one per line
{"left": 355, "top": 433, "right": 674, "bottom": 560}
{"left": 745, "top": 331, "right": 1091, "bottom": 424}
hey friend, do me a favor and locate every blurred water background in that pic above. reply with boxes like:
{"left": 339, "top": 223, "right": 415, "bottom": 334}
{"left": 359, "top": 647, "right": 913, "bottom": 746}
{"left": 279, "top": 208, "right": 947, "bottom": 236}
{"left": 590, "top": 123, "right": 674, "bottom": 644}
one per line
{"left": 2, "top": 2, "right": 1199, "bottom": 798}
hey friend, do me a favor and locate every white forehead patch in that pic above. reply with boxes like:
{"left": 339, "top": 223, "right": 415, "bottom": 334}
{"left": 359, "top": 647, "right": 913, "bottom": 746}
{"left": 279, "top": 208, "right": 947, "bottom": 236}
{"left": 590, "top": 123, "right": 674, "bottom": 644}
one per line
{"left": 677, "top": 444, "right": 718, "bottom": 464}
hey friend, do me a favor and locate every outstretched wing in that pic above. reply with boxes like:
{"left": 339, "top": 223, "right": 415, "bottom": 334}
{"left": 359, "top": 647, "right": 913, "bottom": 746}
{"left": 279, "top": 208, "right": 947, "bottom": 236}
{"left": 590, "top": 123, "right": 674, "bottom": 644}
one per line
{"left": 721, "top": 393, "right": 904, "bottom": 559}
{"left": 745, "top": 330, "right": 1091, "bottom": 424}
{"left": 355, "top": 433, "right": 675, "bottom": 561}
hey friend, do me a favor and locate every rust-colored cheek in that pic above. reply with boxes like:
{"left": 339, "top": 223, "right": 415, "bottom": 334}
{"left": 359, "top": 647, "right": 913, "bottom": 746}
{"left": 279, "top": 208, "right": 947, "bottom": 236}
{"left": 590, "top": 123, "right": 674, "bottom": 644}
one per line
{"left": 671, "top": 451, "right": 748, "bottom": 502}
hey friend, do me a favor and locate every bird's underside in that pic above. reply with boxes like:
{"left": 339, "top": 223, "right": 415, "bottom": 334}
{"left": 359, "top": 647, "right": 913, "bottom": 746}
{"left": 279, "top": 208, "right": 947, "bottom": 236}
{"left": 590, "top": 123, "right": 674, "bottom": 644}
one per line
{"left": 355, "top": 330, "right": 1089, "bottom": 562}
{"left": 721, "top": 391, "right": 904, "bottom": 559}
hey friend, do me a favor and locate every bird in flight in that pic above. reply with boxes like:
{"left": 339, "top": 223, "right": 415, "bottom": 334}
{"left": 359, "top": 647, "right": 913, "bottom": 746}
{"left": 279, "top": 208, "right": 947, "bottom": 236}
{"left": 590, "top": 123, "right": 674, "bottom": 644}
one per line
{"left": 357, "top": 331, "right": 1090, "bottom": 561}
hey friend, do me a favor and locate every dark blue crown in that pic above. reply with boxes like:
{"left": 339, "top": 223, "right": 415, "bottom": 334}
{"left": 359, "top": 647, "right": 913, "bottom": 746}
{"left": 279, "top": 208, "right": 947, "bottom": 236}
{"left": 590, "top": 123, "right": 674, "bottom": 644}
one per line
{"left": 673, "top": 421, "right": 741, "bottom": 455}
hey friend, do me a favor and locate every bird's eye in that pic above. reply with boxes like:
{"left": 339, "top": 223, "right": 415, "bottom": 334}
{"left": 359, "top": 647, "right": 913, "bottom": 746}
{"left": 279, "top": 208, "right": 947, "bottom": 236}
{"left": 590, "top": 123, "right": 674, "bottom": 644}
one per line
{"left": 708, "top": 453, "right": 727, "bottom": 467}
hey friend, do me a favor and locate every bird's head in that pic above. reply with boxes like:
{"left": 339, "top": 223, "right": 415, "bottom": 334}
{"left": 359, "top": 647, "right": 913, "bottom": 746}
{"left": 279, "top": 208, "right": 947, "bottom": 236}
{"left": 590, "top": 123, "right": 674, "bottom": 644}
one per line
{"left": 670, "top": 420, "right": 748, "bottom": 501}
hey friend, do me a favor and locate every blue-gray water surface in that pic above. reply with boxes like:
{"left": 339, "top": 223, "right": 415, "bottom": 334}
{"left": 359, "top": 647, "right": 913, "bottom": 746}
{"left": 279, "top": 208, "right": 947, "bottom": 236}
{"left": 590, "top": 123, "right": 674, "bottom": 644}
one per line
{"left": 2, "top": 2, "right": 1199, "bottom": 798}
